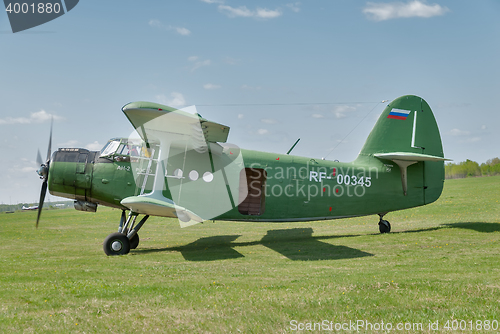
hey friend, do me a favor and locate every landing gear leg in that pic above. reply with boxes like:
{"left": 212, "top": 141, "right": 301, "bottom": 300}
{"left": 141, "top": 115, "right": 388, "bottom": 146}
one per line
{"left": 103, "top": 210, "right": 149, "bottom": 256}
{"left": 378, "top": 213, "right": 391, "bottom": 233}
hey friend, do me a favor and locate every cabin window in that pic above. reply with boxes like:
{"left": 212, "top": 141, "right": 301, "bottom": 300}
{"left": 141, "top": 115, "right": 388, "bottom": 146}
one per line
{"left": 53, "top": 151, "right": 78, "bottom": 162}
{"left": 238, "top": 168, "right": 266, "bottom": 216}
{"left": 78, "top": 152, "right": 88, "bottom": 163}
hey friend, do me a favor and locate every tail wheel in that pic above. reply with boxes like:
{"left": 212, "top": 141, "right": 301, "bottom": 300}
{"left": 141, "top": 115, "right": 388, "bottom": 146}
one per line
{"left": 103, "top": 232, "right": 131, "bottom": 256}
{"left": 379, "top": 220, "right": 391, "bottom": 233}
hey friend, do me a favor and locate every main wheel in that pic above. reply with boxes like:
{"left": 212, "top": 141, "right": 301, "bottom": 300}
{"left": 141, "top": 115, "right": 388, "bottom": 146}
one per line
{"left": 103, "top": 232, "right": 131, "bottom": 256}
{"left": 378, "top": 220, "right": 391, "bottom": 233}
{"left": 129, "top": 233, "right": 139, "bottom": 249}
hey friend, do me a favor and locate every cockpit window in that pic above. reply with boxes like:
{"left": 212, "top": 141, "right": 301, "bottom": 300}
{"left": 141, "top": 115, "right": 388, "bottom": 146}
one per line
{"left": 100, "top": 140, "right": 120, "bottom": 157}
{"left": 116, "top": 143, "right": 142, "bottom": 156}
{"left": 117, "top": 143, "right": 129, "bottom": 156}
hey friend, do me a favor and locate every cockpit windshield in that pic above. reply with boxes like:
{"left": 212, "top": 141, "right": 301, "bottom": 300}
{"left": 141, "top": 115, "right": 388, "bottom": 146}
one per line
{"left": 99, "top": 138, "right": 155, "bottom": 159}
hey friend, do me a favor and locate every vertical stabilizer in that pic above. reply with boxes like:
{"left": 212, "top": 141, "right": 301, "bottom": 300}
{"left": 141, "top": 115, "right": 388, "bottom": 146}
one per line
{"left": 358, "top": 95, "right": 447, "bottom": 203}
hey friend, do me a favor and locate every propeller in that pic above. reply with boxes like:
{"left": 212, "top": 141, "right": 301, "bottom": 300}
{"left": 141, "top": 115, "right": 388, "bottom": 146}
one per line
{"left": 35, "top": 120, "right": 53, "bottom": 228}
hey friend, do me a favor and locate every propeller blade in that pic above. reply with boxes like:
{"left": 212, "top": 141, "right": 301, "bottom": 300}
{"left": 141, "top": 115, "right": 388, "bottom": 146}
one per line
{"left": 36, "top": 149, "right": 43, "bottom": 166}
{"left": 36, "top": 179, "right": 48, "bottom": 228}
{"left": 46, "top": 118, "right": 53, "bottom": 163}
{"left": 37, "top": 119, "right": 53, "bottom": 228}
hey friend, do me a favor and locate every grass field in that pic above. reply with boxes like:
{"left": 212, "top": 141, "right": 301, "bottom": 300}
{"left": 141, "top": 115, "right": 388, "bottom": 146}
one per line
{"left": 1, "top": 176, "right": 499, "bottom": 333}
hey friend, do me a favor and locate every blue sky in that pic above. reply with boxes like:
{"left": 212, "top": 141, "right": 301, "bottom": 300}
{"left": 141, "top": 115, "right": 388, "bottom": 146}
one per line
{"left": 1, "top": 0, "right": 499, "bottom": 204}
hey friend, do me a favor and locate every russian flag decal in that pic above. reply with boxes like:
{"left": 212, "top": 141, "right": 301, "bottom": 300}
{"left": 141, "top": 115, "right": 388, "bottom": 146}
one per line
{"left": 387, "top": 108, "right": 412, "bottom": 120}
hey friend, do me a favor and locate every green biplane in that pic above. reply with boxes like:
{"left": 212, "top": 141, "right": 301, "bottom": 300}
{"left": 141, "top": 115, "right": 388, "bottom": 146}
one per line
{"left": 35, "top": 95, "right": 448, "bottom": 255}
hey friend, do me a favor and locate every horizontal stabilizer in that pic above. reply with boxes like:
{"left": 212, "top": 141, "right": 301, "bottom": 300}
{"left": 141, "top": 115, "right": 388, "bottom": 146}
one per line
{"left": 374, "top": 152, "right": 450, "bottom": 196}
{"left": 374, "top": 152, "right": 451, "bottom": 162}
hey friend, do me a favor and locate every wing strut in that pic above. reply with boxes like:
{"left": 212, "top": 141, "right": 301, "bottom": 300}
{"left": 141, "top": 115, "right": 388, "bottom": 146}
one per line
{"left": 392, "top": 160, "right": 417, "bottom": 196}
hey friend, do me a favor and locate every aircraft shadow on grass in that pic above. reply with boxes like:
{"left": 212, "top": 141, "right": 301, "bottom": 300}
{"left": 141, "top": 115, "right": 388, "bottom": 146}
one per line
{"left": 442, "top": 222, "right": 500, "bottom": 233}
{"left": 134, "top": 222, "right": 500, "bottom": 260}
{"left": 393, "top": 222, "right": 500, "bottom": 235}
{"left": 135, "top": 228, "right": 374, "bottom": 261}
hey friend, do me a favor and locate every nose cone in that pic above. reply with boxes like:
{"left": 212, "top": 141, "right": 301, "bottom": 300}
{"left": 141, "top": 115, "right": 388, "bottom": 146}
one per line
{"left": 37, "top": 165, "right": 48, "bottom": 178}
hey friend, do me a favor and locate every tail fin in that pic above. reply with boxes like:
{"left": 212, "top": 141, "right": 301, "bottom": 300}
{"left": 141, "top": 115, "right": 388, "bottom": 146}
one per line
{"left": 359, "top": 95, "right": 444, "bottom": 157}
{"left": 358, "top": 95, "right": 448, "bottom": 203}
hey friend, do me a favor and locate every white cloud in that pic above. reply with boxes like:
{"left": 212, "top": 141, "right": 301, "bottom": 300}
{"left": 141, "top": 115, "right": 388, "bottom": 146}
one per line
{"left": 174, "top": 27, "right": 191, "bottom": 36}
{"left": 200, "top": 0, "right": 223, "bottom": 3}
{"left": 203, "top": 83, "right": 221, "bottom": 90}
{"left": 311, "top": 113, "right": 324, "bottom": 119}
{"left": 448, "top": 129, "right": 481, "bottom": 143}
{"left": 261, "top": 118, "right": 278, "bottom": 124}
{"left": 286, "top": 2, "right": 301, "bottom": 13}
{"left": 156, "top": 92, "right": 186, "bottom": 107}
{"left": 481, "top": 125, "right": 487, "bottom": 130}
{"left": 219, "top": 5, "right": 253, "bottom": 17}
{"left": 188, "top": 56, "right": 211, "bottom": 72}
{"left": 363, "top": 1, "right": 449, "bottom": 21}
{"left": 85, "top": 141, "right": 103, "bottom": 151}
{"left": 0, "top": 110, "right": 63, "bottom": 125}
{"left": 9, "top": 158, "right": 38, "bottom": 174}
{"left": 149, "top": 19, "right": 162, "bottom": 29}
{"left": 192, "top": 59, "right": 211, "bottom": 71}
{"left": 255, "top": 8, "right": 282, "bottom": 19}
{"left": 448, "top": 128, "right": 481, "bottom": 143}
{"left": 449, "top": 128, "right": 470, "bottom": 136}
{"left": 237, "top": 114, "right": 244, "bottom": 119}
{"left": 149, "top": 19, "right": 191, "bottom": 36}
{"left": 332, "top": 105, "right": 356, "bottom": 119}
{"left": 257, "top": 129, "right": 269, "bottom": 135}
{"left": 218, "top": 5, "right": 282, "bottom": 19}
{"left": 21, "top": 166, "right": 36, "bottom": 173}
{"left": 465, "top": 137, "right": 481, "bottom": 143}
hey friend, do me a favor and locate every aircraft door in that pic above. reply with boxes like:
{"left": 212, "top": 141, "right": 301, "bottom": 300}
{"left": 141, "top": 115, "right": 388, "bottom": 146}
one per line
{"left": 238, "top": 168, "right": 266, "bottom": 216}
{"left": 76, "top": 152, "right": 87, "bottom": 174}
{"left": 74, "top": 150, "right": 94, "bottom": 200}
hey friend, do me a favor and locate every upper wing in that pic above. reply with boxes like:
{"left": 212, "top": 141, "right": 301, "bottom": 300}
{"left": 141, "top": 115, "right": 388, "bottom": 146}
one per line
{"left": 122, "top": 101, "right": 230, "bottom": 143}
{"left": 120, "top": 101, "right": 244, "bottom": 228}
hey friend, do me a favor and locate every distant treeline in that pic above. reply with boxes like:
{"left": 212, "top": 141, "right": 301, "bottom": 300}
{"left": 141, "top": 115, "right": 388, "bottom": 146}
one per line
{"left": 0, "top": 201, "right": 73, "bottom": 213}
{"left": 445, "top": 158, "right": 500, "bottom": 179}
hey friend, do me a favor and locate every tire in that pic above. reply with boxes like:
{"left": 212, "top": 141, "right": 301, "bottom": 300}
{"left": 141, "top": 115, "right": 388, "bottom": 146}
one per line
{"left": 378, "top": 220, "right": 391, "bottom": 233}
{"left": 129, "top": 233, "right": 139, "bottom": 249}
{"left": 103, "top": 232, "right": 131, "bottom": 256}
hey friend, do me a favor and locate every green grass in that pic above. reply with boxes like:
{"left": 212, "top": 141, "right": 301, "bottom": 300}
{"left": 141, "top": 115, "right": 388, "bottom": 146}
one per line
{"left": 1, "top": 176, "right": 500, "bottom": 333}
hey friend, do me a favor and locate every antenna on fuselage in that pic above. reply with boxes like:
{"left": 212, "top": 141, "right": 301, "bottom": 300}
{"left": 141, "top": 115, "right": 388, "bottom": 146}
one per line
{"left": 286, "top": 138, "right": 300, "bottom": 155}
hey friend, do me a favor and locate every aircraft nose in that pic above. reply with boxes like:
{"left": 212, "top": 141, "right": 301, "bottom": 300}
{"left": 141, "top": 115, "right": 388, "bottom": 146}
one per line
{"left": 37, "top": 165, "right": 48, "bottom": 178}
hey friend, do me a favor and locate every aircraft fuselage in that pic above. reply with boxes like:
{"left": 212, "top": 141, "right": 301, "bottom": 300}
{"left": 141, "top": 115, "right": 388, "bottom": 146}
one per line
{"left": 48, "top": 146, "right": 442, "bottom": 222}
